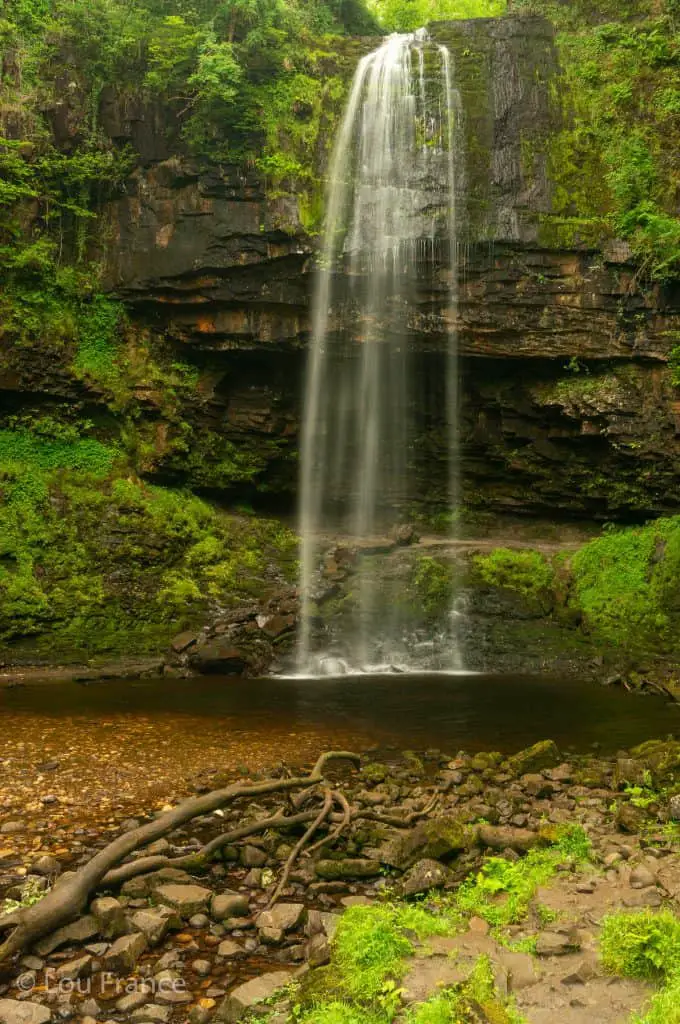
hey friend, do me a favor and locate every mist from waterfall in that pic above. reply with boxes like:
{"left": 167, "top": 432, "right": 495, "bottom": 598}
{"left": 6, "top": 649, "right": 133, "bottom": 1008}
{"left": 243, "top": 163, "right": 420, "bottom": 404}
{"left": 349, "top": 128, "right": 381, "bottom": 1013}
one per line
{"left": 297, "top": 30, "right": 463, "bottom": 676}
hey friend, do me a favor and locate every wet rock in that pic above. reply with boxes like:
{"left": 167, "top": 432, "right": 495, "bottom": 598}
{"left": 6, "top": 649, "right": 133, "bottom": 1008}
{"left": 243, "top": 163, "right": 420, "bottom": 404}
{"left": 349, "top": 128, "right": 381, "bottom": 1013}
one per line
{"left": 400, "top": 858, "right": 450, "bottom": 897}
{"left": 522, "top": 774, "right": 555, "bottom": 799}
{"left": 35, "top": 916, "right": 99, "bottom": 956}
{"left": 211, "top": 892, "right": 249, "bottom": 921}
{"left": 189, "top": 913, "right": 210, "bottom": 929}
{"left": 170, "top": 632, "right": 198, "bottom": 654}
{"left": 190, "top": 644, "right": 249, "bottom": 676}
{"left": 153, "top": 970, "right": 191, "bottom": 1005}
{"left": 504, "top": 741, "right": 560, "bottom": 777}
{"left": 0, "top": 1001, "right": 51, "bottom": 1024}
{"left": 102, "top": 932, "right": 148, "bottom": 973}
{"left": 0, "top": 822, "right": 25, "bottom": 835}
{"left": 131, "top": 906, "right": 181, "bottom": 945}
{"left": 189, "top": 1002, "right": 216, "bottom": 1024}
{"left": 90, "top": 897, "right": 128, "bottom": 939}
{"left": 154, "top": 884, "right": 212, "bottom": 917}
{"left": 307, "top": 932, "right": 331, "bottom": 966}
{"left": 256, "top": 904, "right": 305, "bottom": 934}
{"left": 191, "top": 960, "right": 212, "bottom": 977}
{"left": 130, "top": 1006, "right": 171, "bottom": 1023}
{"left": 629, "top": 740, "right": 680, "bottom": 786}
{"left": 217, "top": 939, "right": 242, "bottom": 958}
{"left": 216, "top": 971, "right": 292, "bottom": 1022}
{"left": 315, "top": 858, "right": 382, "bottom": 880}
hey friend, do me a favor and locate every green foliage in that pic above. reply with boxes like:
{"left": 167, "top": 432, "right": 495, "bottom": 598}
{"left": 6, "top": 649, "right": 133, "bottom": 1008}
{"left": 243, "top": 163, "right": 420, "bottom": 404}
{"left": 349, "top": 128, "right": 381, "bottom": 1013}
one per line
{"left": 600, "top": 910, "right": 680, "bottom": 982}
{"left": 0, "top": 418, "right": 297, "bottom": 655}
{"left": 636, "top": 975, "right": 680, "bottom": 1024}
{"left": 412, "top": 556, "right": 455, "bottom": 619}
{"left": 455, "top": 825, "right": 590, "bottom": 928}
{"left": 537, "top": 7, "right": 680, "bottom": 281}
{"left": 473, "top": 548, "right": 554, "bottom": 601}
{"left": 369, "top": 0, "right": 505, "bottom": 33}
{"left": 569, "top": 518, "right": 680, "bottom": 650}
{"left": 2, "top": 877, "right": 49, "bottom": 917}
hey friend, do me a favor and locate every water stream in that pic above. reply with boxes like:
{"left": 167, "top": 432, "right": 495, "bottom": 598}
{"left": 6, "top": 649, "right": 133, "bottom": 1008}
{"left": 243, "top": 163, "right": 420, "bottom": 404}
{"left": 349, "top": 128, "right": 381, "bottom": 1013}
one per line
{"left": 298, "top": 31, "right": 463, "bottom": 675}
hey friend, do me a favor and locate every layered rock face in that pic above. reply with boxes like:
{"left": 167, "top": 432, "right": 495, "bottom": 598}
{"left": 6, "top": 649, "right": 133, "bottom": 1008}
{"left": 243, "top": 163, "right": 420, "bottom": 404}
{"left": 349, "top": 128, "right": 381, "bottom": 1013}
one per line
{"left": 97, "top": 15, "right": 680, "bottom": 520}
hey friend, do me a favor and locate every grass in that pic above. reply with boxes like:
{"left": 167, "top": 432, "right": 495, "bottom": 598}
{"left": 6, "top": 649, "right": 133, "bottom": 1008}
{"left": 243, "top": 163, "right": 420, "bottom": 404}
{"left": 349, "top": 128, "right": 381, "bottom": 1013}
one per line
{"left": 473, "top": 549, "right": 555, "bottom": 602}
{"left": 599, "top": 909, "right": 680, "bottom": 1024}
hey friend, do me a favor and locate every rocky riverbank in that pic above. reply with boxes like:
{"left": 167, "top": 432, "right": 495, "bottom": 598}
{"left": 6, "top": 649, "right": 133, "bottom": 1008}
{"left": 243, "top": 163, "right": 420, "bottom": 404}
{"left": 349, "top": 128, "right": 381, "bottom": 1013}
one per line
{"left": 1, "top": 740, "right": 679, "bottom": 1023}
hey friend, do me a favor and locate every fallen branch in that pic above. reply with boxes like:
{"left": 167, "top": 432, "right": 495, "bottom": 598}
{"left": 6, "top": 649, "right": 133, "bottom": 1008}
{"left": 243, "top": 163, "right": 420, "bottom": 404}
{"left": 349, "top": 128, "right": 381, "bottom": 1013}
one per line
{"left": 306, "top": 790, "right": 352, "bottom": 857}
{"left": 0, "top": 750, "right": 360, "bottom": 964}
{"left": 267, "top": 789, "right": 334, "bottom": 909}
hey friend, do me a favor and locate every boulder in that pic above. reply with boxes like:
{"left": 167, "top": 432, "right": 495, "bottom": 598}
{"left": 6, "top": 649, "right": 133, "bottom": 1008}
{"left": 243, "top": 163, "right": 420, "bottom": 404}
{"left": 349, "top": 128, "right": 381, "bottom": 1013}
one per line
{"left": 190, "top": 644, "right": 249, "bottom": 675}
{"left": 102, "top": 932, "right": 148, "bottom": 974}
{"left": 131, "top": 906, "right": 181, "bottom": 945}
{"left": 255, "top": 904, "right": 305, "bottom": 934}
{"left": 216, "top": 972, "right": 292, "bottom": 1022}
{"left": 378, "top": 816, "right": 473, "bottom": 870}
{"left": 55, "top": 956, "right": 92, "bottom": 981}
{"left": 154, "top": 884, "right": 212, "bottom": 917}
{"left": 130, "top": 1006, "right": 171, "bottom": 1023}
{"left": 211, "top": 893, "right": 249, "bottom": 921}
{"left": 400, "top": 858, "right": 450, "bottom": 897}
{"left": 629, "top": 740, "right": 680, "bottom": 785}
{"left": 0, "top": 1001, "right": 51, "bottom": 1024}
{"left": 90, "top": 897, "right": 128, "bottom": 939}
{"left": 504, "top": 741, "right": 560, "bottom": 777}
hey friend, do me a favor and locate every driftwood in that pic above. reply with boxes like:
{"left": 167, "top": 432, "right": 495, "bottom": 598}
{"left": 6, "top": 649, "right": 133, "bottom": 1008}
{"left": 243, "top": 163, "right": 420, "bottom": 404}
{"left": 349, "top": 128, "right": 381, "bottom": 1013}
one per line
{"left": 0, "top": 751, "right": 360, "bottom": 964}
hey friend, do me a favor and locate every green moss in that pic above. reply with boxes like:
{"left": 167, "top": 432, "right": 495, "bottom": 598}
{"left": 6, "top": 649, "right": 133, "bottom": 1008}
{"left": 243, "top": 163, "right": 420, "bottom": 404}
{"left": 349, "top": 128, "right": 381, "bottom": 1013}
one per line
{"left": 0, "top": 420, "right": 297, "bottom": 657}
{"left": 411, "top": 556, "right": 455, "bottom": 620}
{"left": 473, "top": 548, "right": 555, "bottom": 601}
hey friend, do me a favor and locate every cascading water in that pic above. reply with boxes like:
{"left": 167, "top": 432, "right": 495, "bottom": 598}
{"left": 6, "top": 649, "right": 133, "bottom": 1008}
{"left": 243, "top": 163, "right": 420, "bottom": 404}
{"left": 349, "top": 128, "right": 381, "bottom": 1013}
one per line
{"left": 297, "top": 30, "right": 463, "bottom": 676}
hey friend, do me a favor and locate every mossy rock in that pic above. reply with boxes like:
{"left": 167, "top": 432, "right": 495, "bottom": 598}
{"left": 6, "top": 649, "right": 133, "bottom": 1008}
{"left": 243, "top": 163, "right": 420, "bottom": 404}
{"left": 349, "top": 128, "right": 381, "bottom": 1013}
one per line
{"left": 470, "top": 752, "right": 504, "bottom": 771}
{"left": 379, "top": 816, "right": 475, "bottom": 870}
{"left": 572, "top": 760, "right": 614, "bottom": 789}
{"left": 314, "top": 859, "right": 382, "bottom": 881}
{"left": 503, "top": 740, "right": 560, "bottom": 778}
{"left": 629, "top": 741, "right": 680, "bottom": 786}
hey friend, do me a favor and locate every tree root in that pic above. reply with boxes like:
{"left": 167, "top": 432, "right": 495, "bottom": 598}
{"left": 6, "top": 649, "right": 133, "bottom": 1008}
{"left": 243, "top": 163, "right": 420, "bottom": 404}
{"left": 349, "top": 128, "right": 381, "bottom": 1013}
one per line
{"left": 0, "top": 750, "right": 360, "bottom": 965}
{"left": 267, "top": 789, "right": 334, "bottom": 909}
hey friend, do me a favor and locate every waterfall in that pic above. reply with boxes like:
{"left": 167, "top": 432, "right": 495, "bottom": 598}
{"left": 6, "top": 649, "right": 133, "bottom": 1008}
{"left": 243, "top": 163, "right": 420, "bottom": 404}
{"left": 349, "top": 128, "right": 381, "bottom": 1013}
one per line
{"left": 297, "top": 30, "right": 462, "bottom": 676}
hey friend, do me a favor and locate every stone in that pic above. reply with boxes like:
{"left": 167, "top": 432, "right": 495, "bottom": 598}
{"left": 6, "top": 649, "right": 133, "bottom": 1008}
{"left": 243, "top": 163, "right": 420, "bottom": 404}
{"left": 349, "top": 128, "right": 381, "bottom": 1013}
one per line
{"left": 192, "top": 960, "right": 212, "bottom": 977}
{"left": 504, "top": 741, "right": 561, "bottom": 777}
{"left": 0, "top": 822, "right": 25, "bottom": 835}
{"left": 29, "top": 857, "right": 61, "bottom": 878}
{"left": 115, "top": 993, "right": 149, "bottom": 1014}
{"left": 378, "top": 816, "right": 472, "bottom": 870}
{"left": 240, "top": 846, "right": 267, "bottom": 868}
{"left": 522, "top": 774, "right": 555, "bottom": 798}
{"left": 400, "top": 858, "right": 450, "bottom": 897}
{"left": 211, "top": 892, "right": 249, "bottom": 921}
{"left": 190, "top": 644, "right": 249, "bottom": 675}
{"left": 630, "top": 864, "right": 657, "bottom": 889}
{"left": 153, "top": 970, "right": 191, "bottom": 1005}
{"left": 34, "top": 916, "right": 99, "bottom": 956}
{"left": 154, "top": 884, "right": 212, "bottom": 917}
{"left": 189, "top": 913, "right": 210, "bottom": 928}
{"left": 307, "top": 933, "right": 331, "bottom": 966}
{"left": 131, "top": 906, "right": 181, "bottom": 945}
{"left": 401, "top": 958, "right": 470, "bottom": 1003}
{"left": 669, "top": 794, "right": 680, "bottom": 821}
{"left": 130, "top": 1006, "right": 171, "bottom": 1023}
{"left": 616, "top": 803, "right": 646, "bottom": 833}
{"left": 217, "top": 940, "right": 242, "bottom": 958}
{"left": 90, "top": 897, "right": 128, "bottom": 939}
{"left": 535, "top": 931, "right": 580, "bottom": 956}
{"left": 0, "top": 1001, "right": 51, "bottom": 1024}
{"left": 102, "top": 932, "right": 148, "bottom": 974}
{"left": 216, "top": 972, "right": 292, "bottom": 1022}
{"left": 255, "top": 904, "right": 305, "bottom": 934}
{"left": 54, "top": 956, "right": 92, "bottom": 982}
{"left": 497, "top": 951, "right": 540, "bottom": 990}
{"left": 189, "top": 1002, "right": 216, "bottom": 1024}
{"left": 315, "top": 858, "right": 382, "bottom": 880}
{"left": 170, "top": 631, "right": 198, "bottom": 653}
